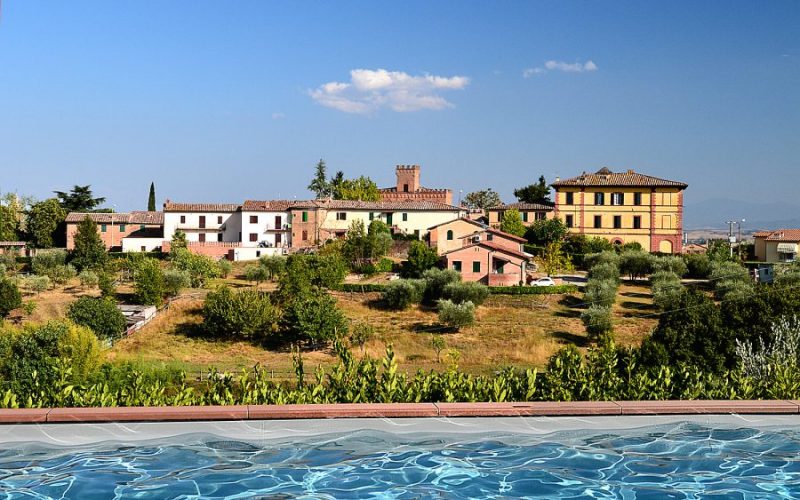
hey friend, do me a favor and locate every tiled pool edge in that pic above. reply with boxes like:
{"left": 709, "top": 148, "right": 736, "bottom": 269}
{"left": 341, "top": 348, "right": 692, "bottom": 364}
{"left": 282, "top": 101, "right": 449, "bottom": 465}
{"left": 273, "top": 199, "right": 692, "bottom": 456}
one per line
{"left": 1, "top": 400, "right": 800, "bottom": 424}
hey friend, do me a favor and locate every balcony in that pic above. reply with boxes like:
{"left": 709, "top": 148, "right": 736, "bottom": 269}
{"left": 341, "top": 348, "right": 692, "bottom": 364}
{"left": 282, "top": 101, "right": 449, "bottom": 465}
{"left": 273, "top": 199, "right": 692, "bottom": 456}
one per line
{"left": 264, "top": 223, "right": 290, "bottom": 232}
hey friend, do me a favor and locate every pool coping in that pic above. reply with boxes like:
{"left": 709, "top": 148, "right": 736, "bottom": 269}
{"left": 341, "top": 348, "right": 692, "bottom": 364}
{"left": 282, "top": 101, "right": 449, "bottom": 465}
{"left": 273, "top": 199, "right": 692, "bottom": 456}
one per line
{"left": 1, "top": 400, "right": 800, "bottom": 424}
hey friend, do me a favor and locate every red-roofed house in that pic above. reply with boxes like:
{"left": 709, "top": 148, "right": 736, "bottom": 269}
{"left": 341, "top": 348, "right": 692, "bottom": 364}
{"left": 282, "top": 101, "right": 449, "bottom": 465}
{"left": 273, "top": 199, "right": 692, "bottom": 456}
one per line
{"left": 65, "top": 211, "right": 164, "bottom": 251}
{"left": 754, "top": 229, "right": 800, "bottom": 263}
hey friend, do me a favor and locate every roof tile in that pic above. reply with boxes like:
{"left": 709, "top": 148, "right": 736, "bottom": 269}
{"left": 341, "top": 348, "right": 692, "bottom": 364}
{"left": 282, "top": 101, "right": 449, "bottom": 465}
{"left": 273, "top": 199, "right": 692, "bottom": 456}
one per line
{"left": 551, "top": 168, "right": 687, "bottom": 189}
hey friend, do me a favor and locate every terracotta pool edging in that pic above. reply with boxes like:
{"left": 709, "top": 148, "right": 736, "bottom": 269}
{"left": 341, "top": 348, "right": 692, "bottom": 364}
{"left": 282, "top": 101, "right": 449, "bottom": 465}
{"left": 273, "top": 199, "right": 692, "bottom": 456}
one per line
{"left": 0, "top": 401, "right": 798, "bottom": 424}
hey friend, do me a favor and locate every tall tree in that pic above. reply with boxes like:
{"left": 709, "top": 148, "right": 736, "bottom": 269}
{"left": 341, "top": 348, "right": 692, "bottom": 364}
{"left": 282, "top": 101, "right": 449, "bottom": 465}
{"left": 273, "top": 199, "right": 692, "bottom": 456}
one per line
{"left": 71, "top": 216, "right": 108, "bottom": 271}
{"left": 0, "top": 205, "right": 18, "bottom": 241}
{"left": 329, "top": 171, "right": 345, "bottom": 199}
{"left": 307, "top": 159, "right": 331, "bottom": 199}
{"left": 463, "top": 189, "right": 502, "bottom": 211}
{"left": 26, "top": 198, "right": 67, "bottom": 248}
{"left": 54, "top": 185, "right": 106, "bottom": 212}
{"left": 514, "top": 175, "right": 552, "bottom": 204}
{"left": 524, "top": 217, "right": 568, "bottom": 246}
{"left": 336, "top": 176, "right": 380, "bottom": 201}
{"left": 148, "top": 182, "right": 156, "bottom": 211}
{"left": 499, "top": 208, "right": 527, "bottom": 237}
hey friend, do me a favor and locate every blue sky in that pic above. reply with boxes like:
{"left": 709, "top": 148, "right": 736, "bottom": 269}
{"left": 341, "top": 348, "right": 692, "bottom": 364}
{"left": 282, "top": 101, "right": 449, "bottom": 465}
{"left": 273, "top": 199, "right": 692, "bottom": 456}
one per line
{"left": 0, "top": 1, "right": 798, "bottom": 211}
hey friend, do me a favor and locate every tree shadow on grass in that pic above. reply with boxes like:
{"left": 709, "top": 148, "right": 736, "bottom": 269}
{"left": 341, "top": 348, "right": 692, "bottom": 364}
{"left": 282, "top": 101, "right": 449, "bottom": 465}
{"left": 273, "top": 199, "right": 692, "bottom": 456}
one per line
{"left": 406, "top": 321, "right": 457, "bottom": 334}
{"left": 621, "top": 290, "right": 652, "bottom": 299}
{"left": 551, "top": 331, "right": 590, "bottom": 347}
{"left": 620, "top": 301, "right": 656, "bottom": 312}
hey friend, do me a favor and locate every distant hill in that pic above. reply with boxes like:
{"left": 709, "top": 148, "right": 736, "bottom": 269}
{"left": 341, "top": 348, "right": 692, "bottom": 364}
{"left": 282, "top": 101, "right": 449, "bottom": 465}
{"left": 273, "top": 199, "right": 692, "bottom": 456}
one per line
{"left": 684, "top": 198, "right": 800, "bottom": 231}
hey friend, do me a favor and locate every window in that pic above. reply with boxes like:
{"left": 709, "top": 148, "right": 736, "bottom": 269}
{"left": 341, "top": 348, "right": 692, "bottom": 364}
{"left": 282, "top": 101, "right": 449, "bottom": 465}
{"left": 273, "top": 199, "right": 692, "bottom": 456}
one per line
{"left": 250, "top": 215, "right": 258, "bottom": 224}
{"left": 180, "top": 215, "right": 186, "bottom": 224}
{"left": 414, "top": 230, "right": 420, "bottom": 239}
{"left": 594, "top": 215, "right": 602, "bottom": 228}
{"left": 249, "top": 233, "right": 258, "bottom": 242}
{"left": 566, "top": 215, "right": 574, "bottom": 228}
{"left": 336, "top": 212, "right": 347, "bottom": 221}
{"left": 140, "top": 246, "right": 146, "bottom": 252}
{"left": 594, "top": 192, "right": 605, "bottom": 205}
{"left": 611, "top": 192, "right": 624, "bottom": 206}
{"left": 487, "top": 233, "right": 494, "bottom": 241}
{"left": 536, "top": 212, "right": 546, "bottom": 221}
{"left": 452, "top": 261, "right": 462, "bottom": 272}
{"left": 302, "top": 230, "right": 308, "bottom": 241}
{"left": 522, "top": 212, "right": 528, "bottom": 222}
{"left": 140, "top": 224, "right": 145, "bottom": 230}
{"left": 199, "top": 233, "right": 206, "bottom": 242}
{"left": 613, "top": 215, "right": 622, "bottom": 229}
{"left": 633, "top": 216, "right": 642, "bottom": 229}
{"left": 119, "top": 224, "right": 126, "bottom": 232}
{"left": 218, "top": 216, "right": 223, "bottom": 224}
{"left": 403, "top": 183, "right": 409, "bottom": 192}
{"left": 369, "top": 212, "right": 374, "bottom": 221}
{"left": 472, "top": 261, "right": 481, "bottom": 273}
{"left": 495, "top": 262, "right": 505, "bottom": 274}
{"left": 199, "top": 216, "right": 206, "bottom": 229}
{"left": 256, "top": 251, "right": 261, "bottom": 258}
{"left": 217, "top": 233, "right": 223, "bottom": 242}
{"left": 402, "top": 213, "right": 408, "bottom": 222}
{"left": 446, "top": 230, "right": 454, "bottom": 240}
{"left": 302, "top": 211, "right": 308, "bottom": 222}
{"left": 101, "top": 224, "right": 107, "bottom": 232}
{"left": 633, "top": 192, "right": 642, "bottom": 206}
{"left": 275, "top": 216, "right": 282, "bottom": 228}
{"left": 565, "top": 192, "right": 574, "bottom": 205}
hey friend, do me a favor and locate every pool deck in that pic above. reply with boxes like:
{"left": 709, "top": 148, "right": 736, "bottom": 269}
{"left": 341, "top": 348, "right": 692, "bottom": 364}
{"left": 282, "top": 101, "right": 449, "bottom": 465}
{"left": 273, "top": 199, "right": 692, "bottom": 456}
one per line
{"left": 1, "top": 400, "right": 800, "bottom": 424}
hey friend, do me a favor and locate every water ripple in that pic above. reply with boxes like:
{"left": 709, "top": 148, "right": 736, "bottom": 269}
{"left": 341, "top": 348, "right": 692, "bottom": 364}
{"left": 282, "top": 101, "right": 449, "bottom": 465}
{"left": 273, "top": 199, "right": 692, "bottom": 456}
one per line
{"left": 1, "top": 423, "right": 800, "bottom": 498}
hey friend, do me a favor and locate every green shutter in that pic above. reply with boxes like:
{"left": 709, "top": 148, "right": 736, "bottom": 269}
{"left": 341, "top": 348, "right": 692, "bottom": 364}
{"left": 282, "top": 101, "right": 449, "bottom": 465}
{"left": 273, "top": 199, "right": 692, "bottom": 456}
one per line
{"left": 472, "top": 261, "right": 480, "bottom": 273}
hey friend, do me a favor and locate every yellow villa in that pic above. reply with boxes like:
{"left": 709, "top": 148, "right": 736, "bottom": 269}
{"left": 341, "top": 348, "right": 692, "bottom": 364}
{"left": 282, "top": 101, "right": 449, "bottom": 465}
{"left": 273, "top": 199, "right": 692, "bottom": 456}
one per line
{"left": 551, "top": 167, "right": 688, "bottom": 253}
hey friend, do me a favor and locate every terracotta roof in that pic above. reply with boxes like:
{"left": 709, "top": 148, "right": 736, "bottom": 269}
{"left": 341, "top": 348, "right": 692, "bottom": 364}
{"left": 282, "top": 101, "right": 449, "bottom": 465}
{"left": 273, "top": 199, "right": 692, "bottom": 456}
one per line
{"left": 163, "top": 201, "right": 241, "bottom": 212}
{"left": 318, "top": 199, "right": 462, "bottom": 211}
{"left": 242, "top": 200, "right": 296, "bottom": 212}
{"left": 65, "top": 212, "right": 131, "bottom": 223}
{"left": 753, "top": 231, "right": 774, "bottom": 238}
{"left": 551, "top": 168, "right": 688, "bottom": 189}
{"left": 129, "top": 211, "right": 164, "bottom": 225}
{"left": 427, "top": 217, "right": 485, "bottom": 231}
{"left": 757, "top": 229, "right": 800, "bottom": 242}
{"left": 442, "top": 241, "right": 531, "bottom": 261}
{"left": 488, "top": 202, "right": 554, "bottom": 211}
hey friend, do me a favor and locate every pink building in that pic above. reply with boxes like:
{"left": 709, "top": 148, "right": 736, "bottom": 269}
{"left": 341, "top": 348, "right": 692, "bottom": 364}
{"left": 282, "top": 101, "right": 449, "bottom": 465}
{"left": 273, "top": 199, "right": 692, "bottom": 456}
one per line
{"left": 65, "top": 211, "right": 163, "bottom": 251}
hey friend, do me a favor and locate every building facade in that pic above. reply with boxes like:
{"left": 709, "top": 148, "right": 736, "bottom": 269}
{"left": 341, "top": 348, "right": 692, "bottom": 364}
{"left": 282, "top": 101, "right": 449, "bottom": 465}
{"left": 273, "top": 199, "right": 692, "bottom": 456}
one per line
{"left": 66, "top": 211, "right": 163, "bottom": 251}
{"left": 487, "top": 202, "right": 554, "bottom": 228}
{"left": 240, "top": 200, "right": 293, "bottom": 249}
{"left": 162, "top": 201, "right": 241, "bottom": 244}
{"left": 378, "top": 165, "right": 453, "bottom": 205}
{"left": 754, "top": 229, "right": 800, "bottom": 263}
{"left": 551, "top": 168, "right": 687, "bottom": 253}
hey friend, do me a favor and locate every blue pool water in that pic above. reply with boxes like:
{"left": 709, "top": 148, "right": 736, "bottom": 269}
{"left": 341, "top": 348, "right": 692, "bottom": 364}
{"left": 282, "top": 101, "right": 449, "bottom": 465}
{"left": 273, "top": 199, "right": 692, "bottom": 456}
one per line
{"left": 2, "top": 422, "right": 800, "bottom": 498}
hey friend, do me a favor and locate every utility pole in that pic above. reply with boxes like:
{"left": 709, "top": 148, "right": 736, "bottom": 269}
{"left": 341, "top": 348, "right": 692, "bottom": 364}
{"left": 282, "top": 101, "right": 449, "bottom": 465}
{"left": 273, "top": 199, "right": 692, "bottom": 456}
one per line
{"left": 726, "top": 219, "right": 745, "bottom": 259}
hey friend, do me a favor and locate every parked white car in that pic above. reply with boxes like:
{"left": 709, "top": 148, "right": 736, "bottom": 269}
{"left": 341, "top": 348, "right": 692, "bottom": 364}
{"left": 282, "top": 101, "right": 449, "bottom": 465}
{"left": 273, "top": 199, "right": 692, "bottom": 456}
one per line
{"left": 530, "top": 277, "right": 556, "bottom": 287}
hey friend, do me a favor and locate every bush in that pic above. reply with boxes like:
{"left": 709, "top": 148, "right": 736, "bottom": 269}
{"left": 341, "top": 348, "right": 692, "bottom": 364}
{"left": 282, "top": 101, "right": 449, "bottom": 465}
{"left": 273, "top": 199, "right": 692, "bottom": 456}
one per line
{"left": 202, "top": 286, "right": 277, "bottom": 340}
{"left": 711, "top": 261, "right": 751, "bottom": 300}
{"left": 0, "top": 279, "right": 22, "bottom": 317}
{"left": 259, "top": 255, "right": 287, "bottom": 280}
{"left": 78, "top": 269, "right": 99, "bottom": 289}
{"left": 587, "top": 262, "right": 620, "bottom": 283}
{"left": 281, "top": 292, "right": 349, "bottom": 344}
{"left": 584, "top": 279, "right": 618, "bottom": 308}
{"left": 619, "top": 250, "right": 655, "bottom": 280}
{"left": 66, "top": 297, "right": 126, "bottom": 341}
{"left": 402, "top": 241, "right": 439, "bottom": 278}
{"left": 650, "top": 271, "right": 683, "bottom": 310}
{"left": 217, "top": 258, "right": 232, "bottom": 278}
{"left": 581, "top": 304, "right": 613, "bottom": 340}
{"left": 376, "top": 257, "right": 394, "bottom": 273}
{"left": 685, "top": 253, "right": 712, "bottom": 279}
{"left": 443, "top": 281, "right": 489, "bottom": 306}
{"left": 382, "top": 280, "right": 423, "bottom": 310}
{"left": 437, "top": 299, "right": 475, "bottom": 330}
{"left": 583, "top": 251, "right": 620, "bottom": 271}
{"left": 133, "top": 258, "right": 165, "bottom": 306}
{"left": 31, "top": 249, "right": 68, "bottom": 277}
{"left": 50, "top": 264, "right": 77, "bottom": 285}
{"left": 170, "top": 248, "right": 221, "bottom": 288}
{"left": 26, "top": 275, "right": 51, "bottom": 295}
{"left": 98, "top": 272, "right": 116, "bottom": 298}
{"left": 652, "top": 255, "right": 688, "bottom": 277}
{"left": 0, "top": 253, "right": 16, "bottom": 275}
{"left": 421, "top": 268, "right": 461, "bottom": 304}
{"left": 488, "top": 284, "right": 578, "bottom": 295}
{"left": 244, "top": 264, "right": 270, "bottom": 285}
{"left": 163, "top": 269, "right": 191, "bottom": 297}
{"left": 349, "top": 321, "right": 374, "bottom": 353}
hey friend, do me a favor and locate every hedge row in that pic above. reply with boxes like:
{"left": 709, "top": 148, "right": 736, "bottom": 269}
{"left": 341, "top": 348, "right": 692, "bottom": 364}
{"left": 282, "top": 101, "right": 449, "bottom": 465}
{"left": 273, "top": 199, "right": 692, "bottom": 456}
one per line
{"left": 336, "top": 282, "right": 577, "bottom": 295}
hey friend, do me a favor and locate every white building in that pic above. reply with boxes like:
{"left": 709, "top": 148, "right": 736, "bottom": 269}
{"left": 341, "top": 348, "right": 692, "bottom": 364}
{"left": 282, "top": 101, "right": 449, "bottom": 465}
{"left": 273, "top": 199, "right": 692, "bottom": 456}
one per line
{"left": 240, "top": 200, "right": 293, "bottom": 249}
{"left": 162, "top": 201, "right": 242, "bottom": 243}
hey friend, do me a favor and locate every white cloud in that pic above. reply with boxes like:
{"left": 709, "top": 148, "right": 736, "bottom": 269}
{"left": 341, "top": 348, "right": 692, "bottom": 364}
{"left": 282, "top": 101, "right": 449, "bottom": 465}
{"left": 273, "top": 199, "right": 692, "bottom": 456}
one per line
{"left": 310, "top": 69, "right": 470, "bottom": 114}
{"left": 523, "top": 60, "right": 598, "bottom": 78}
{"left": 271, "top": 112, "right": 285, "bottom": 120}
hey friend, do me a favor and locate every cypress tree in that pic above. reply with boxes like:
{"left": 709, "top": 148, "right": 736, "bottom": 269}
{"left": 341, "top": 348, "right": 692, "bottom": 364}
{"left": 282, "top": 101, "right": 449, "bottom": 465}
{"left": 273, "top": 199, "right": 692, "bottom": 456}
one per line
{"left": 148, "top": 182, "right": 156, "bottom": 211}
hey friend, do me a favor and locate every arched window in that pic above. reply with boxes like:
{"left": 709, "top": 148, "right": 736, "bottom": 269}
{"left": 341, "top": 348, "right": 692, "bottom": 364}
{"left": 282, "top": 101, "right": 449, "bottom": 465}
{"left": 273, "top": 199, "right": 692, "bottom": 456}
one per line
{"left": 446, "top": 230, "right": 453, "bottom": 241}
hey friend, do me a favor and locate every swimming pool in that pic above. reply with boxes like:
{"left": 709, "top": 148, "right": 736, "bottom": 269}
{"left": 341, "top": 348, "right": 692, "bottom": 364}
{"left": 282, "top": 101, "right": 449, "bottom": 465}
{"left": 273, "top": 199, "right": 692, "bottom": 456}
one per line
{"left": 1, "top": 415, "right": 799, "bottom": 498}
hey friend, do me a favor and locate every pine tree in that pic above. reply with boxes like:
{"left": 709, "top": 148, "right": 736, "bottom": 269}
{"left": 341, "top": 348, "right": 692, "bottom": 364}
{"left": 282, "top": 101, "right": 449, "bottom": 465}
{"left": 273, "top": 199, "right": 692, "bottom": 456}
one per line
{"left": 307, "top": 159, "right": 330, "bottom": 199}
{"left": 148, "top": 182, "right": 156, "bottom": 211}
{"left": 71, "top": 216, "right": 108, "bottom": 271}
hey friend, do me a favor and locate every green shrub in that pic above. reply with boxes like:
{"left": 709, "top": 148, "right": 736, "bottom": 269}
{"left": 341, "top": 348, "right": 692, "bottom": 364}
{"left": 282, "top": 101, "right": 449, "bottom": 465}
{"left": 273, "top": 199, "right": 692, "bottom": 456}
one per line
{"left": 348, "top": 321, "right": 374, "bottom": 354}
{"left": 50, "top": 264, "right": 77, "bottom": 285}
{"left": 98, "top": 272, "right": 116, "bottom": 298}
{"left": 711, "top": 261, "right": 751, "bottom": 300}
{"left": 66, "top": 297, "right": 126, "bottom": 341}
{"left": 618, "top": 250, "right": 655, "bottom": 280}
{"left": 382, "top": 280, "right": 423, "bottom": 310}
{"left": 217, "top": 258, "right": 232, "bottom": 278}
{"left": 31, "top": 249, "right": 68, "bottom": 277}
{"left": 421, "top": 268, "right": 461, "bottom": 304}
{"left": 259, "top": 255, "right": 287, "bottom": 280}
{"left": 584, "top": 279, "right": 618, "bottom": 308}
{"left": 0, "top": 279, "right": 22, "bottom": 317}
{"left": 653, "top": 255, "right": 688, "bottom": 277}
{"left": 587, "top": 262, "right": 620, "bottom": 283}
{"left": 163, "top": 269, "right": 191, "bottom": 297}
{"left": 376, "top": 257, "right": 394, "bottom": 273}
{"left": 202, "top": 286, "right": 277, "bottom": 340}
{"left": 133, "top": 258, "right": 165, "bottom": 306}
{"left": 26, "top": 275, "right": 51, "bottom": 295}
{"left": 281, "top": 292, "right": 348, "bottom": 344}
{"left": 0, "top": 253, "right": 16, "bottom": 275}
{"left": 437, "top": 299, "right": 475, "bottom": 330}
{"left": 581, "top": 304, "right": 613, "bottom": 340}
{"left": 78, "top": 269, "right": 99, "bottom": 289}
{"left": 488, "top": 284, "right": 577, "bottom": 295}
{"left": 244, "top": 264, "right": 270, "bottom": 285}
{"left": 583, "top": 251, "right": 620, "bottom": 270}
{"left": 650, "top": 271, "right": 683, "bottom": 310}
{"left": 335, "top": 283, "right": 387, "bottom": 293}
{"left": 443, "top": 281, "right": 489, "bottom": 306}
{"left": 684, "top": 253, "right": 713, "bottom": 279}
{"left": 170, "top": 248, "right": 221, "bottom": 288}
{"left": 402, "top": 240, "right": 439, "bottom": 278}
